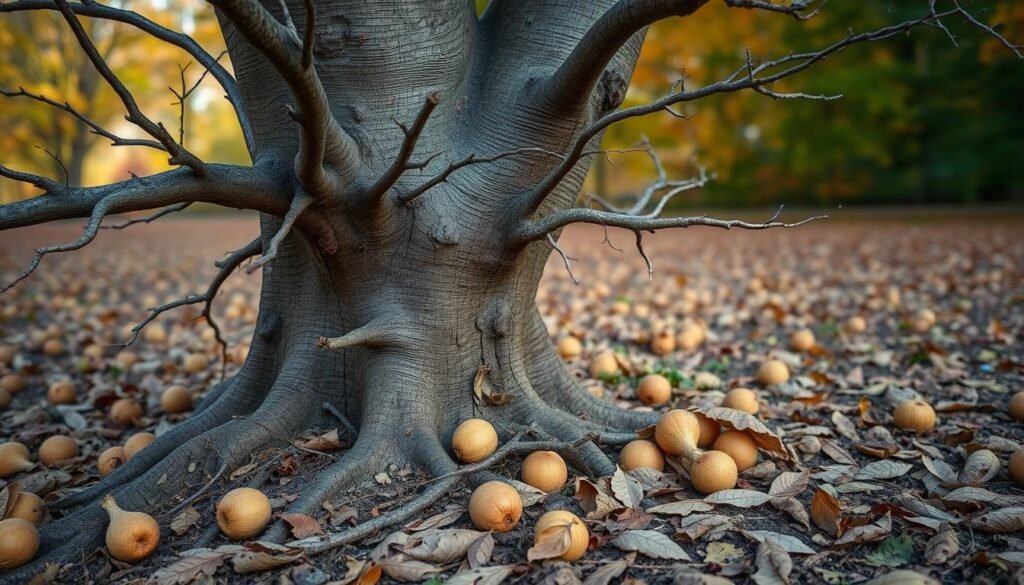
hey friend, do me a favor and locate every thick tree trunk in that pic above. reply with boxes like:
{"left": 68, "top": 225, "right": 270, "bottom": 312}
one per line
{"left": 0, "top": 3, "right": 653, "bottom": 579}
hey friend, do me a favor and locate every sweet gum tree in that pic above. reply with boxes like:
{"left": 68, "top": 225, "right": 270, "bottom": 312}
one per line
{"left": 0, "top": 0, "right": 1019, "bottom": 576}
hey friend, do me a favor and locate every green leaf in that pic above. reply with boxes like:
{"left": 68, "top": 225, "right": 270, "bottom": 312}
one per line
{"left": 813, "top": 568, "right": 849, "bottom": 585}
{"left": 864, "top": 533, "right": 913, "bottom": 567}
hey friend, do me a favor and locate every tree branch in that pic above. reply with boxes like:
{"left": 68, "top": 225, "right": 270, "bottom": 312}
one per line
{"left": 366, "top": 93, "right": 441, "bottom": 206}
{"left": 521, "top": 1, "right": 1024, "bottom": 215}
{"left": 0, "top": 0, "right": 256, "bottom": 154}
{"left": 100, "top": 202, "right": 193, "bottom": 230}
{"left": 1, "top": 87, "right": 165, "bottom": 151}
{"left": 0, "top": 164, "right": 290, "bottom": 233}
{"left": 515, "top": 208, "right": 828, "bottom": 245}
{"left": 211, "top": 0, "right": 360, "bottom": 198}
{"left": 0, "top": 164, "right": 62, "bottom": 193}
{"left": 119, "top": 237, "right": 262, "bottom": 376}
{"left": 245, "top": 189, "right": 314, "bottom": 272}
{"left": 51, "top": 0, "right": 206, "bottom": 174}
{"left": 723, "top": 0, "right": 825, "bottom": 21}
{"left": 539, "top": 0, "right": 710, "bottom": 113}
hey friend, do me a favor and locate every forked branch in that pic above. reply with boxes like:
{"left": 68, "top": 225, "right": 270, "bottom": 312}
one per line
{"left": 0, "top": 0, "right": 256, "bottom": 152}
{"left": 119, "top": 237, "right": 262, "bottom": 375}
{"left": 522, "top": 1, "right": 1023, "bottom": 215}
{"left": 367, "top": 93, "right": 441, "bottom": 206}
{"left": 211, "top": 0, "right": 360, "bottom": 197}
{"left": 52, "top": 0, "right": 206, "bottom": 173}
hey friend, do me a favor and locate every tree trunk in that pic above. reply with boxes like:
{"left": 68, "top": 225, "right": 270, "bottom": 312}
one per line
{"left": 1, "top": 2, "right": 652, "bottom": 577}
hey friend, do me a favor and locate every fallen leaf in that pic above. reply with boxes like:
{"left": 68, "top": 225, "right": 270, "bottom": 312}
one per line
{"left": 610, "top": 466, "right": 643, "bottom": 509}
{"left": 582, "top": 553, "right": 632, "bottom": 585}
{"left": 958, "top": 450, "right": 999, "bottom": 486}
{"left": 444, "top": 565, "right": 513, "bottom": 585}
{"left": 743, "top": 530, "right": 816, "bottom": 555}
{"left": 677, "top": 514, "right": 734, "bottom": 542}
{"left": 856, "top": 460, "right": 913, "bottom": 481}
{"left": 611, "top": 529, "right": 691, "bottom": 560}
{"left": 376, "top": 554, "right": 442, "bottom": 582}
{"left": 296, "top": 429, "right": 344, "bottom": 452}
{"left": 864, "top": 533, "right": 913, "bottom": 567}
{"left": 527, "top": 520, "right": 574, "bottom": 562}
{"left": 703, "top": 541, "right": 744, "bottom": 565}
{"left": 646, "top": 500, "right": 714, "bottom": 517}
{"left": 769, "top": 470, "right": 809, "bottom": 499}
{"left": 834, "top": 512, "right": 892, "bottom": 547}
{"left": 230, "top": 543, "right": 303, "bottom": 574}
{"left": 403, "top": 507, "right": 463, "bottom": 532}
{"left": 574, "top": 477, "right": 618, "bottom": 520}
{"left": 771, "top": 496, "right": 810, "bottom": 529}
{"left": 279, "top": 513, "right": 324, "bottom": 539}
{"left": 169, "top": 506, "right": 200, "bottom": 536}
{"left": 811, "top": 488, "right": 842, "bottom": 537}
{"left": 149, "top": 548, "right": 232, "bottom": 584}
{"left": 466, "top": 531, "right": 494, "bottom": 569}
{"left": 704, "top": 489, "right": 773, "bottom": 508}
{"left": 969, "top": 506, "right": 1024, "bottom": 533}
{"left": 924, "top": 524, "right": 958, "bottom": 565}
{"left": 401, "top": 528, "right": 483, "bottom": 564}
{"left": 752, "top": 539, "right": 792, "bottom": 585}
{"left": 702, "top": 407, "right": 788, "bottom": 458}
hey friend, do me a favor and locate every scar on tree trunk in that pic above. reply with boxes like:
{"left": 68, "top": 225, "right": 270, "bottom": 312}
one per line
{"left": 0, "top": 0, "right": 1019, "bottom": 579}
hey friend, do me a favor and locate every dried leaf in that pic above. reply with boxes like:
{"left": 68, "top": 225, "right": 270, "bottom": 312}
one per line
{"left": 610, "top": 467, "right": 643, "bottom": 509}
{"left": 170, "top": 506, "right": 200, "bottom": 536}
{"left": 473, "top": 365, "right": 512, "bottom": 406}
{"left": 611, "top": 529, "right": 691, "bottom": 560}
{"left": 403, "top": 508, "right": 463, "bottom": 532}
{"left": 296, "top": 429, "right": 344, "bottom": 452}
{"left": 444, "top": 565, "right": 514, "bottom": 585}
{"left": 743, "top": 530, "right": 816, "bottom": 555}
{"left": 856, "top": 460, "right": 913, "bottom": 481}
{"left": 582, "top": 553, "right": 632, "bottom": 585}
{"left": 703, "top": 541, "right": 744, "bottom": 565}
{"left": 831, "top": 411, "right": 860, "bottom": 442}
{"left": 704, "top": 489, "right": 773, "bottom": 508}
{"left": 924, "top": 524, "right": 958, "bottom": 565}
{"left": 702, "top": 407, "right": 787, "bottom": 458}
{"left": 466, "top": 532, "right": 494, "bottom": 569}
{"left": 820, "top": 439, "right": 858, "bottom": 465}
{"left": 401, "top": 528, "right": 483, "bottom": 564}
{"left": 230, "top": 545, "right": 302, "bottom": 574}
{"left": 527, "top": 521, "right": 574, "bottom": 562}
{"left": 969, "top": 506, "right": 1024, "bottom": 533}
{"left": 677, "top": 514, "right": 733, "bottom": 542}
{"left": 958, "top": 450, "right": 999, "bottom": 485}
{"left": 771, "top": 496, "right": 810, "bottom": 529}
{"left": 922, "top": 457, "right": 958, "bottom": 484}
{"left": 752, "top": 539, "right": 792, "bottom": 585}
{"left": 811, "top": 488, "right": 842, "bottom": 537}
{"left": 279, "top": 513, "right": 324, "bottom": 539}
{"left": 646, "top": 500, "right": 714, "bottom": 517}
{"left": 149, "top": 548, "right": 231, "bottom": 584}
{"left": 574, "top": 477, "right": 618, "bottom": 520}
{"left": 376, "top": 554, "right": 442, "bottom": 582}
{"left": 769, "top": 470, "right": 809, "bottom": 499}
{"left": 864, "top": 533, "right": 913, "bottom": 567}
{"left": 834, "top": 513, "right": 892, "bottom": 547}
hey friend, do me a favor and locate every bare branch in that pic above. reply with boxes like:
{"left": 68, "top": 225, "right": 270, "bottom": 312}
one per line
{"left": 0, "top": 164, "right": 62, "bottom": 193}
{"left": 51, "top": 0, "right": 206, "bottom": 174}
{"left": 118, "top": 237, "right": 262, "bottom": 377}
{"left": 246, "top": 190, "right": 314, "bottom": 273}
{"left": 211, "top": 0, "right": 360, "bottom": 197}
{"left": 396, "top": 146, "right": 643, "bottom": 205}
{"left": 547, "top": 234, "right": 579, "bottom": 285}
{"left": 367, "top": 93, "right": 441, "bottom": 206}
{"left": 723, "top": 0, "right": 825, "bottom": 21}
{"left": 539, "top": 0, "right": 711, "bottom": 112}
{"left": 522, "top": 2, "right": 1023, "bottom": 215}
{"left": 0, "top": 0, "right": 256, "bottom": 153}
{"left": 1, "top": 87, "right": 164, "bottom": 151}
{"left": 0, "top": 164, "right": 291, "bottom": 232}
{"left": 635, "top": 230, "right": 653, "bottom": 281}
{"left": 515, "top": 208, "right": 828, "bottom": 245}
{"left": 100, "top": 202, "right": 193, "bottom": 230}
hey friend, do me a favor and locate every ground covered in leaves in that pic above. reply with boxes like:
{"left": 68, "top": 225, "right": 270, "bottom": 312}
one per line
{"left": 1, "top": 212, "right": 1022, "bottom": 585}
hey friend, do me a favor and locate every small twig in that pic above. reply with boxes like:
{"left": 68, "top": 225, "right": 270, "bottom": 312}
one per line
{"left": 547, "top": 234, "right": 579, "bottom": 285}
{"left": 635, "top": 230, "right": 653, "bottom": 281}
{"left": 34, "top": 146, "right": 69, "bottom": 187}
{"left": 162, "top": 463, "right": 227, "bottom": 519}
{"left": 322, "top": 402, "right": 358, "bottom": 440}
{"left": 247, "top": 190, "right": 313, "bottom": 272}
{"left": 101, "top": 202, "right": 192, "bottom": 230}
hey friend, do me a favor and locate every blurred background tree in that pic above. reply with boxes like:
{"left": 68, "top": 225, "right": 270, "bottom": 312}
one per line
{"left": 2, "top": 0, "right": 1022, "bottom": 206}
